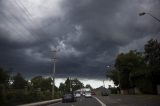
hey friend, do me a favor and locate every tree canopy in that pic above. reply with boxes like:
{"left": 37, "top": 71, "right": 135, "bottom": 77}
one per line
{"left": 107, "top": 39, "right": 160, "bottom": 94}
{"left": 12, "top": 73, "right": 27, "bottom": 89}
{"left": 0, "top": 68, "right": 9, "bottom": 85}
{"left": 144, "top": 39, "right": 160, "bottom": 84}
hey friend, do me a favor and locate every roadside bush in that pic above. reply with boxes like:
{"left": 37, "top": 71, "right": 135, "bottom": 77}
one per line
{"left": 2, "top": 89, "right": 53, "bottom": 106}
{"left": 137, "top": 78, "right": 156, "bottom": 94}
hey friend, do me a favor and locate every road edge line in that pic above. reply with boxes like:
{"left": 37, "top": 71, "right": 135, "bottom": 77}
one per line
{"left": 93, "top": 96, "right": 107, "bottom": 106}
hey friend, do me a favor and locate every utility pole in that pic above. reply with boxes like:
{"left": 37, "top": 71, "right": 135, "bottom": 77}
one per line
{"left": 69, "top": 77, "right": 72, "bottom": 92}
{"left": 51, "top": 50, "right": 57, "bottom": 99}
{"left": 103, "top": 80, "right": 105, "bottom": 88}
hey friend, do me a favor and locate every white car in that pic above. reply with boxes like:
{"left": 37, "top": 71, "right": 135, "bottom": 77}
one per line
{"left": 74, "top": 93, "right": 81, "bottom": 98}
{"left": 85, "top": 92, "right": 92, "bottom": 98}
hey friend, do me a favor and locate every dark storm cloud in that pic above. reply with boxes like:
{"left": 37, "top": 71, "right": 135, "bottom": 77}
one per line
{"left": 0, "top": 0, "right": 160, "bottom": 79}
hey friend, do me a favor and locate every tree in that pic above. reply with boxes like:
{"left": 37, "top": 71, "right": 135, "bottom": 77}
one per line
{"left": 12, "top": 73, "right": 27, "bottom": 89}
{"left": 72, "top": 79, "right": 84, "bottom": 91}
{"left": 106, "top": 68, "right": 119, "bottom": 86}
{"left": 106, "top": 39, "right": 160, "bottom": 94}
{"left": 31, "top": 76, "right": 53, "bottom": 91}
{"left": 64, "top": 78, "right": 70, "bottom": 93}
{"left": 59, "top": 83, "right": 66, "bottom": 94}
{"left": 115, "top": 50, "right": 146, "bottom": 89}
{"left": 31, "top": 76, "right": 43, "bottom": 90}
{"left": 41, "top": 77, "right": 52, "bottom": 91}
{"left": 59, "top": 78, "right": 84, "bottom": 93}
{"left": 144, "top": 39, "right": 160, "bottom": 93}
{"left": 85, "top": 84, "right": 93, "bottom": 90}
{"left": 0, "top": 68, "right": 9, "bottom": 85}
{"left": 0, "top": 68, "right": 10, "bottom": 105}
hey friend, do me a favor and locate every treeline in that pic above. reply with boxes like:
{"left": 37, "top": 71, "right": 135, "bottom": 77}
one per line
{"left": 0, "top": 69, "right": 86, "bottom": 106}
{"left": 107, "top": 39, "right": 160, "bottom": 94}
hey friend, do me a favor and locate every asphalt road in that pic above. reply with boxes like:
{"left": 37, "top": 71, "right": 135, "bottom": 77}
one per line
{"left": 47, "top": 97, "right": 102, "bottom": 106}
{"left": 97, "top": 95, "right": 160, "bottom": 106}
{"left": 47, "top": 95, "right": 160, "bottom": 106}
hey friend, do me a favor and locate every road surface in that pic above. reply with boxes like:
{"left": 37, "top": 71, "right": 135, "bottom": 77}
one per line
{"left": 47, "top": 97, "right": 103, "bottom": 106}
{"left": 97, "top": 95, "right": 160, "bottom": 106}
{"left": 47, "top": 95, "right": 160, "bottom": 106}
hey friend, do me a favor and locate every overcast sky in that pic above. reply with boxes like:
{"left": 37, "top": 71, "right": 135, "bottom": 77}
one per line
{"left": 0, "top": 0, "right": 160, "bottom": 80}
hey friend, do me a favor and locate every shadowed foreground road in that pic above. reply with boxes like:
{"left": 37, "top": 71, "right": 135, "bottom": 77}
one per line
{"left": 47, "top": 97, "right": 102, "bottom": 106}
{"left": 97, "top": 95, "right": 160, "bottom": 106}
{"left": 47, "top": 95, "right": 160, "bottom": 106}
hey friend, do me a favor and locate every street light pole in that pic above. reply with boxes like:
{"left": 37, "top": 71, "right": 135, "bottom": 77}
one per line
{"left": 103, "top": 80, "right": 105, "bottom": 88}
{"left": 69, "top": 77, "right": 72, "bottom": 92}
{"left": 104, "top": 65, "right": 111, "bottom": 88}
{"left": 139, "top": 12, "right": 160, "bottom": 23}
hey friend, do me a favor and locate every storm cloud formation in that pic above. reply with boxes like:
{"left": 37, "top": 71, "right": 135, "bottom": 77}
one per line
{"left": 0, "top": 0, "right": 160, "bottom": 79}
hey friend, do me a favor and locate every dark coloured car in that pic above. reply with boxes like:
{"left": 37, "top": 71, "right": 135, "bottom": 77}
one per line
{"left": 91, "top": 91, "right": 96, "bottom": 95}
{"left": 101, "top": 91, "right": 108, "bottom": 96}
{"left": 62, "top": 93, "right": 76, "bottom": 103}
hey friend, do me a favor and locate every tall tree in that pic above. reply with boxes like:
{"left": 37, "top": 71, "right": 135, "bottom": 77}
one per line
{"left": 60, "top": 78, "right": 84, "bottom": 93}
{"left": 115, "top": 50, "right": 146, "bottom": 89}
{"left": 0, "top": 68, "right": 10, "bottom": 105}
{"left": 85, "top": 84, "right": 93, "bottom": 90}
{"left": 59, "top": 83, "right": 66, "bottom": 94}
{"left": 41, "top": 77, "right": 52, "bottom": 91}
{"left": 144, "top": 39, "right": 160, "bottom": 93}
{"left": 31, "top": 76, "right": 43, "bottom": 90}
{"left": 64, "top": 78, "right": 70, "bottom": 93}
{"left": 72, "top": 79, "right": 84, "bottom": 91}
{"left": 12, "top": 73, "right": 27, "bottom": 89}
{"left": 106, "top": 68, "right": 119, "bottom": 86}
{"left": 0, "top": 68, "right": 9, "bottom": 85}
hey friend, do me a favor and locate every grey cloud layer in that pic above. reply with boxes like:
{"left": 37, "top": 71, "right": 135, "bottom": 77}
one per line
{"left": 0, "top": 0, "right": 160, "bottom": 79}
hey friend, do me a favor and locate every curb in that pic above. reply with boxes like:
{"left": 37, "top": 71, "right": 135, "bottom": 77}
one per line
{"left": 18, "top": 99, "right": 62, "bottom": 106}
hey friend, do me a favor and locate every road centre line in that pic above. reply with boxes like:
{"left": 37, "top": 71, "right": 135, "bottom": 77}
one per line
{"left": 93, "top": 96, "right": 107, "bottom": 106}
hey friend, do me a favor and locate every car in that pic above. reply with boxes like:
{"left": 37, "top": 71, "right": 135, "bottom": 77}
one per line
{"left": 81, "top": 92, "right": 85, "bottom": 96}
{"left": 74, "top": 92, "right": 81, "bottom": 98}
{"left": 85, "top": 91, "right": 92, "bottom": 98}
{"left": 62, "top": 93, "right": 76, "bottom": 103}
{"left": 91, "top": 91, "right": 96, "bottom": 95}
{"left": 101, "top": 91, "right": 108, "bottom": 96}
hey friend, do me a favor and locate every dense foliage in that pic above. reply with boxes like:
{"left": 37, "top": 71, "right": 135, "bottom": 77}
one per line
{"left": 107, "top": 39, "right": 160, "bottom": 94}
{"left": 0, "top": 69, "right": 85, "bottom": 106}
{"left": 59, "top": 77, "right": 84, "bottom": 95}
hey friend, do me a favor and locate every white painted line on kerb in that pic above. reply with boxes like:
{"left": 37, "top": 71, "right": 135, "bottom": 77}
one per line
{"left": 93, "top": 96, "right": 107, "bottom": 106}
{"left": 47, "top": 102, "right": 61, "bottom": 106}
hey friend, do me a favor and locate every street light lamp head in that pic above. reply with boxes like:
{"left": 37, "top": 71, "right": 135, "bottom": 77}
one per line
{"left": 138, "top": 12, "right": 160, "bottom": 22}
{"left": 139, "top": 12, "right": 146, "bottom": 16}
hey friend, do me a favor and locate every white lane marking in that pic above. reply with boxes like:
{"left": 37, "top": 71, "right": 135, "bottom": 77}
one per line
{"left": 93, "top": 97, "right": 106, "bottom": 106}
